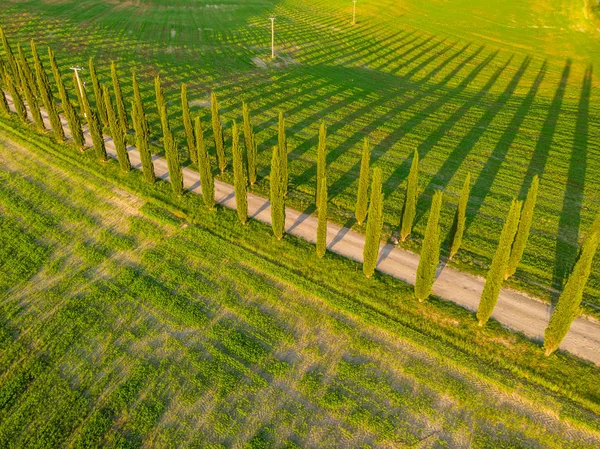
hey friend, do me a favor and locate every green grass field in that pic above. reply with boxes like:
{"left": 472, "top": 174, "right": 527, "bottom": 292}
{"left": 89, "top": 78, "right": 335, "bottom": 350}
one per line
{"left": 1, "top": 0, "right": 599, "bottom": 314}
{"left": 2, "top": 115, "right": 600, "bottom": 448}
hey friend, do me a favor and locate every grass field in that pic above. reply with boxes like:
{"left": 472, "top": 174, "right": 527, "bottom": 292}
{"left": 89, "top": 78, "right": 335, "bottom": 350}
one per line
{"left": 2, "top": 115, "right": 600, "bottom": 447}
{"left": 1, "top": 0, "right": 600, "bottom": 314}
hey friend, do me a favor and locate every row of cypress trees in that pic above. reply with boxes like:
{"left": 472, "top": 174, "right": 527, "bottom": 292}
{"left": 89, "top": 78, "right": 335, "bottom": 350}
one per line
{"left": 1, "top": 27, "right": 596, "bottom": 357}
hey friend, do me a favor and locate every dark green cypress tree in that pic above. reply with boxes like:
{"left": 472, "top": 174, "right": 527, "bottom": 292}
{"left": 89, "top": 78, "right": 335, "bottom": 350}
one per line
{"left": 278, "top": 110, "right": 288, "bottom": 192}
{"left": 363, "top": 168, "right": 383, "bottom": 278}
{"left": 48, "top": 48, "right": 84, "bottom": 149}
{"left": 154, "top": 74, "right": 169, "bottom": 137}
{"left": 103, "top": 85, "right": 130, "bottom": 172}
{"left": 0, "top": 66, "right": 8, "bottom": 115}
{"left": 89, "top": 57, "right": 108, "bottom": 126}
{"left": 211, "top": 91, "right": 226, "bottom": 173}
{"left": 89, "top": 108, "right": 108, "bottom": 161}
{"left": 476, "top": 199, "right": 523, "bottom": 326}
{"left": 131, "top": 72, "right": 154, "bottom": 183}
{"left": 195, "top": 116, "right": 214, "bottom": 210}
{"left": 181, "top": 83, "right": 196, "bottom": 164}
{"left": 164, "top": 129, "right": 183, "bottom": 196}
{"left": 0, "top": 26, "right": 17, "bottom": 78}
{"left": 316, "top": 121, "right": 326, "bottom": 204}
{"left": 242, "top": 101, "right": 257, "bottom": 185}
{"left": 506, "top": 175, "right": 539, "bottom": 279}
{"left": 16, "top": 57, "right": 44, "bottom": 130}
{"left": 414, "top": 190, "right": 443, "bottom": 302}
{"left": 4, "top": 70, "right": 26, "bottom": 121}
{"left": 316, "top": 175, "right": 328, "bottom": 258}
{"left": 232, "top": 120, "right": 248, "bottom": 224}
{"left": 449, "top": 173, "right": 471, "bottom": 260}
{"left": 400, "top": 150, "right": 419, "bottom": 242}
{"left": 17, "top": 43, "right": 38, "bottom": 99}
{"left": 544, "top": 229, "right": 599, "bottom": 356}
{"left": 110, "top": 61, "right": 128, "bottom": 134}
{"left": 31, "top": 40, "right": 64, "bottom": 141}
{"left": 355, "top": 137, "right": 371, "bottom": 225}
{"left": 270, "top": 144, "right": 286, "bottom": 240}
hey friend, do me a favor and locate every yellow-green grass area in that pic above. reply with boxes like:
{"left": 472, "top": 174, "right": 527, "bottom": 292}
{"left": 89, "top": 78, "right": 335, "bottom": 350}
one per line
{"left": 0, "top": 0, "right": 599, "bottom": 315}
{"left": 2, "top": 114, "right": 600, "bottom": 448}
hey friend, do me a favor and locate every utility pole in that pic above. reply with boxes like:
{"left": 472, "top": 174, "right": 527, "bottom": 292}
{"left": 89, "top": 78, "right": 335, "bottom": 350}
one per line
{"left": 352, "top": 0, "right": 357, "bottom": 25}
{"left": 269, "top": 17, "right": 275, "bottom": 59}
{"left": 70, "top": 66, "right": 85, "bottom": 117}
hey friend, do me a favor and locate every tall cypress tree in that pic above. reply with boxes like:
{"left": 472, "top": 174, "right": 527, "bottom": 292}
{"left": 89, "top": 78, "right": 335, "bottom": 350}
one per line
{"left": 16, "top": 57, "right": 44, "bottom": 130}
{"left": 232, "top": 120, "right": 248, "bottom": 224}
{"left": 0, "top": 66, "right": 9, "bottom": 115}
{"left": 363, "top": 168, "right": 383, "bottom": 278}
{"left": 544, "top": 229, "right": 599, "bottom": 356}
{"left": 31, "top": 40, "right": 64, "bottom": 141}
{"left": 195, "top": 116, "right": 214, "bottom": 210}
{"left": 164, "top": 129, "right": 183, "bottom": 196}
{"left": 154, "top": 74, "right": 169, "bottom": 137}
{"left": 131, "top": 72, "right": 154, "bottom": 183}
{"left": 0, "top": 26, "right": 17, "bottom": 78}
{"left": 414, "top": 190, "right": 443, "bottom": 302}
{"left": 48, "top": 48, "right": 84, "bottom": 149}
{"left": 242, "top": 101, "right": 257, "bottom": 185}
{"left": 355, "top": 137, "right": 371, "bottom": 225}
{"left": 89, "top": 108, "right": 107, "bottom": 162}
{"left": 316, "top": 121, "right": 326, "bottom": 203}
{"left": 476, "top": 200, "right": 523, "bottom": 326}
{"left": 270, "top": 144, "right": 285, "bottom": 240}
{"left": 278, "top": 110, "right": 288, "bottom": 192}
{"left": 89, "top": 57, "right": 107, "bottom": 127}
{"left": 4, "top": 70, "right": 26, "bottom": 121}
{"left": 181, "top": 83, "right": 196, "bottom": 164}
{"left": 316, "top": 175, "right": 328, "bottom": 259}
{"left": 17, "top": 43, "right": 38, "bottom": 99}
{"left": 400, "top": 150, "right": 419, "bottom": 242}
{"left": 103, "top": 85, "right": 130, "bottom": 172}
{"left": 110, "top": 61, "right": 128, "bottom": 134}
{"left": 449, "top": 173, "right": 471, "bottom": 260}
{"left": 211, "top": 91, "right": 226, "bottom": 173}
{"left": 506, "top": 175, "right": 539, "bottom": 279}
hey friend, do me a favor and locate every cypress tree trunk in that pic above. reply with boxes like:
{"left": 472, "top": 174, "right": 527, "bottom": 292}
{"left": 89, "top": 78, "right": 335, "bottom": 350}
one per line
{"left": 355, "top": 137, "right": 371, "bottom": 225}
{"left": 211, "top": 91, "right": 226, "bottom": 173}
{"left": 232, "top": 120, "right": 248, "bottom": 224}
{"left": 414, "top": 190, "right": 443, "bottom": 301}
{"left": 16, "top": 58, "right": 44, "bottom": 130}
{"left": 17, "top": 44, "right": 38, "bottom": 99}
{"left": 195, "top": 116, "right": 214, "bottom": 210}
{"left": 400, "top": 150, "right": 419, "bottom": 241}
{"left": 242, "top": 102, "right": 257, "bottom": 186}
{"left": 181, "top": 84, "right": 196, "bottom": 164}
{"left": 48, "top": 48, "right": 84, "bottom": 149}
{"left": 89, "top": 109, "right": 108, "bottom": 161}
{"left": 89, "top": 58, "right": 108, "bottom": 127}
{"left": 110, "top": 61, "right": 128, "bottom": 134}
{"left": 505, "top": 175, "right": 539, "bottom": 279}
{"left": 103, "top": 85, "right": 130, "bottom": 172}
{"left": 31, "top": 40, "right": 64, "bottom": 141}
{"left": 544, "top": 230, "right": 599, "bottom": 356}
{"left": 476, "top": 199, "right": 522, "bottom": 326}
{"left": 132, "top": 72, "right": 154, "bottom": 183}
{"left": 0, "top": 27, "right": 17, "bottom": 78}
{"left": 316, "top": 175, "right": 328, "bottom": 258}
{"left": 164, "top": 129, "right": 183, "bottom": 196}
{"left": 316, "top": 121, "right": 326, "bottom": 204}
{"left": 4, "top": 70, "right": 26, "bottom": 121}
{"left": 449, "top": 173, "right": 471, "bottom": 260}
{"left": 270, "top": 144, "right": 285, "bottom": 240}
{"left": 363, "top": 168, "right": 383, "bottom": 278}
{"left": 278, "top": 110, "right": 288, "bottom": 193}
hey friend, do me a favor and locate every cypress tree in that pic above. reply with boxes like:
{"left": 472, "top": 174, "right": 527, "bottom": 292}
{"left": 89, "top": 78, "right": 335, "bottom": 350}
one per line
{"left": 31, "top": 40, "right": 64, "bottom": 141}
{"left": 181, "top": 83, "right": 196, "bottom": 163}
{"left": 449, "top": 173, "right": 471, "bottom": 260}
{"left": 544, "top": 230, "right": 600, "bottom": 356}
{"left": 476, "top": 199, "right": 523, "bottom": 326}
{"left": 89, "top": 108, "right": 107, "bottom": 161}
{"left": 48, "top": 48, "right": 84, "bottom": 149}
{"left": 400, "top": 150, "right": 419, "bottom": 242}
{"left": 4, "top": 70, "right": 26, "bottom": 121}
{"left": 17, "top": 43, "right": 38, "bottom": 99}
{"left": 16, "top": 57, "right": 44, "bottom": 130}
{"left": 355, "top": 137, "right": 371, "bottom": 225}
{"left": 505, "top": 175, "right": 539, "bottom": 279}
{"left": 316, "top": 175, "right": 328, "bottom": 259}
{"left": 363, "top": 168, "right": 384, "bottom": 278}
{"left": 0, "top": 26, "right": 17, "bottom": 78}
{"left": 164, "top": 129, "right": 183, "bottom": 196}
{"left": 154, "top": 74, "right": 169, "bottom": 137}
{"left": 232, "top": 120, "right": 248, "bottom": 224}
{"left": 270, "top": 144, "right": 286, "bottom": 240}
{"left": 131, "top": 72, "right": 154, "bottom": 183}
{"left": 103, "top": 85, "right": 130, "bottom": 172}
{"left": 242, "top": 101, "right": 257, "bottom": 185}
{"left": 89, "top": 58, "right": 108, "bottom": 126}
{"left": 278, "top": 110, "right": 288, "bottom": 192}
{"left": 211, "top": 91, "right": 226, "bottom": 173}
{"left": 316, "top": 121, "right": 326, "bottom": 203}
{"left": 195, "top": 116, "right": 214, "bottom": 210}
{"left": 414, "top": 190, "right": 443, "bottom": 302}
{"left": 0, "top": 67, "right": 8, "bottom": 115}
{"left": 110, "top": 61, "right": 128, "bottom": 134}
